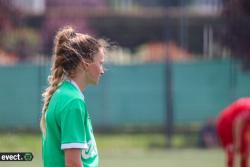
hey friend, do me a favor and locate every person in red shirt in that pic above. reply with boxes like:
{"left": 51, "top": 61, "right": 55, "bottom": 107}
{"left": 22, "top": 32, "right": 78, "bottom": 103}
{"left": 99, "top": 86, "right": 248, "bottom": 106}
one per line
{"left": 217, "top": 98, "right": 250, "bottom": 167}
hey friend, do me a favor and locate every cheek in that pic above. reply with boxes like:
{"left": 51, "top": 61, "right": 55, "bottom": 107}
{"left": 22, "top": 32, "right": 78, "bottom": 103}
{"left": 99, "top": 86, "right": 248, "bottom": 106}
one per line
{"left": 96, "top": 64, "right": 102, "bottom": 73}
{"left": 89, "top": 65, "right": 101, "bottom": 76}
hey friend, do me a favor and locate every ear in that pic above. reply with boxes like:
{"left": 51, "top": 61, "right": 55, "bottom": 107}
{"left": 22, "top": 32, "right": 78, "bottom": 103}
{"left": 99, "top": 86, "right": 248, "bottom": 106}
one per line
{"left": 80, "top": 61, "right": 89, "bottom": 71}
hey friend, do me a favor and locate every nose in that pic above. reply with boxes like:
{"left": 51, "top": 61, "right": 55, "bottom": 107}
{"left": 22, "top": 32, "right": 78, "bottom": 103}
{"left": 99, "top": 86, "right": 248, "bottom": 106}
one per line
{"left": 100, "top": 68, "right": 104, "bottom": 76}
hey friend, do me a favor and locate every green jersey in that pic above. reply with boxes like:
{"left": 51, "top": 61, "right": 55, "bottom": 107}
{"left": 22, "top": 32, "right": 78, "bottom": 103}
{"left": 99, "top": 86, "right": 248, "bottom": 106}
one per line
{"left": 42, "top": 80, "right": 98, "bottom": 167}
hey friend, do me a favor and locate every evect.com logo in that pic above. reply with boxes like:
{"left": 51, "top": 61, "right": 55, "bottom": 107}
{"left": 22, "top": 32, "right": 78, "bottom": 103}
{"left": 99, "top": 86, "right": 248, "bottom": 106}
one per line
{"left": 0, "top": 152, "right": 33, "bottom": 161}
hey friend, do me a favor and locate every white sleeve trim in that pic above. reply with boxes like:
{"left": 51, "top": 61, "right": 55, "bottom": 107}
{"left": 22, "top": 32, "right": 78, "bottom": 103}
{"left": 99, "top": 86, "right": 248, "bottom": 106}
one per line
{"left": 61, "top": 143, "right": 88, "bottom": 150}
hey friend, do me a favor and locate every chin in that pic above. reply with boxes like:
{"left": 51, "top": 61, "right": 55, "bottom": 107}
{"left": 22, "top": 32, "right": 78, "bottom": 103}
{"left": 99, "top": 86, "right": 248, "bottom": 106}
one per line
{"left": 91, "top": 80, "right": 98, "bottom": 85}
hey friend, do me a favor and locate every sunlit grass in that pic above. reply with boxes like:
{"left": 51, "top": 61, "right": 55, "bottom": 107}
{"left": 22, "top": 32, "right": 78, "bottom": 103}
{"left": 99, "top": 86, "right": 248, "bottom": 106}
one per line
{"left": 0, "top": 133, "right": 225, "bottom": 167}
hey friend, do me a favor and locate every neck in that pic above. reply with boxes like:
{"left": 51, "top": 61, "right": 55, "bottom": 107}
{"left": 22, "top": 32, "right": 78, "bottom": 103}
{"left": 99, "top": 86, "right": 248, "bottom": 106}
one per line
{"left": 71, "top": 76, "right": 87, "bottom": 91}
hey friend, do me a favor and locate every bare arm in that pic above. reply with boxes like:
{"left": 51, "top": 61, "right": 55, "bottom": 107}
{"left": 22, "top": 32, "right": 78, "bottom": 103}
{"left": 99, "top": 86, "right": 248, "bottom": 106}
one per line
{"left": 64, "top": 148, "right": 83, "bottom": 167}
{"left": 233, "top": 115, "right": 244, "bottom": 152}
{"left": 233, "top": 111, "right": 250, "bottom": 152}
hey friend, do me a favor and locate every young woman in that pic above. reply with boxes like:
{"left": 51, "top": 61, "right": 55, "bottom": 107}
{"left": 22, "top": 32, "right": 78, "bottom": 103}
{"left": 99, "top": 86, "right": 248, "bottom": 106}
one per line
{"left": 41, "top": 26, "right": 105, "bottom": 167}
{"left": 217, "top": 98, "right": 250, "bottom": 167}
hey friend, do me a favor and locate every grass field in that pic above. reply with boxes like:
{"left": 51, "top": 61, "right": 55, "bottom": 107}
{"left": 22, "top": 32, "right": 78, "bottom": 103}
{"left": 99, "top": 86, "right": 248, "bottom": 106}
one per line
{"left": 0, "top": 133, "right": 225, "bottom": 167}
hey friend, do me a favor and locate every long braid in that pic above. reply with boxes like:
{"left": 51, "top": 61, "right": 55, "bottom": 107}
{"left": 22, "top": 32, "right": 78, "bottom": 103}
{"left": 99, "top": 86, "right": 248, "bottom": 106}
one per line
{"left": 40, "top": 56, "right": 64, "bottom": 134}
{"left": 40, "top": 27, "right": 76, "bottom": 134}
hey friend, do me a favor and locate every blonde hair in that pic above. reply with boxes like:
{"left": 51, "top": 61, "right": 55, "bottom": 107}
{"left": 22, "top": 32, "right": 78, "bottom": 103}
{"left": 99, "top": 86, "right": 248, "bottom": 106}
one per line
{"left": 41, "top": 26, "right": 104, "bottom": 134}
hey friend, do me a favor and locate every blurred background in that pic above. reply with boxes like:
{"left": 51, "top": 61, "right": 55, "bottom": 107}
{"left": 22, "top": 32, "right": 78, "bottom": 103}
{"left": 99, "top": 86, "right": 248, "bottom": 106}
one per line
{"left": 0, "top": 0, "right": 250, "bottom": 166}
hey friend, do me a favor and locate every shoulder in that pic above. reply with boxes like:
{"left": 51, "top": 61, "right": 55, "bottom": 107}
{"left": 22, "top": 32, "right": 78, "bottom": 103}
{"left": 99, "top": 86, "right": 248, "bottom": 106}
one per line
{"left": 57, "top": 81, "right": 79, "bottom": 96}
{"left": 220, "top": 98, "right": 250, "bottom": 118}
{"left": 52, "top": 82, "right": 87, "bottom": 115}
{"left": 58, "top": 99, "right": 87, "bottom": 124}
{"left": 54, "top": 82, "right": 84, "bottom": 102}
{"left": 230, "top": 98, "right": 250, "bottom": 112}
{"left": 64, "top": 99, "right": 86, "bottom": 111}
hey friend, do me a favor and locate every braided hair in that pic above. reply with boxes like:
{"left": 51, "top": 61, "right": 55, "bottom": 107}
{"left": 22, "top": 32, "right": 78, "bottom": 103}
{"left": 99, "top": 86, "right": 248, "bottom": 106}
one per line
{"left": 41, "top": 26, "right": 104, "bottom": 134}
